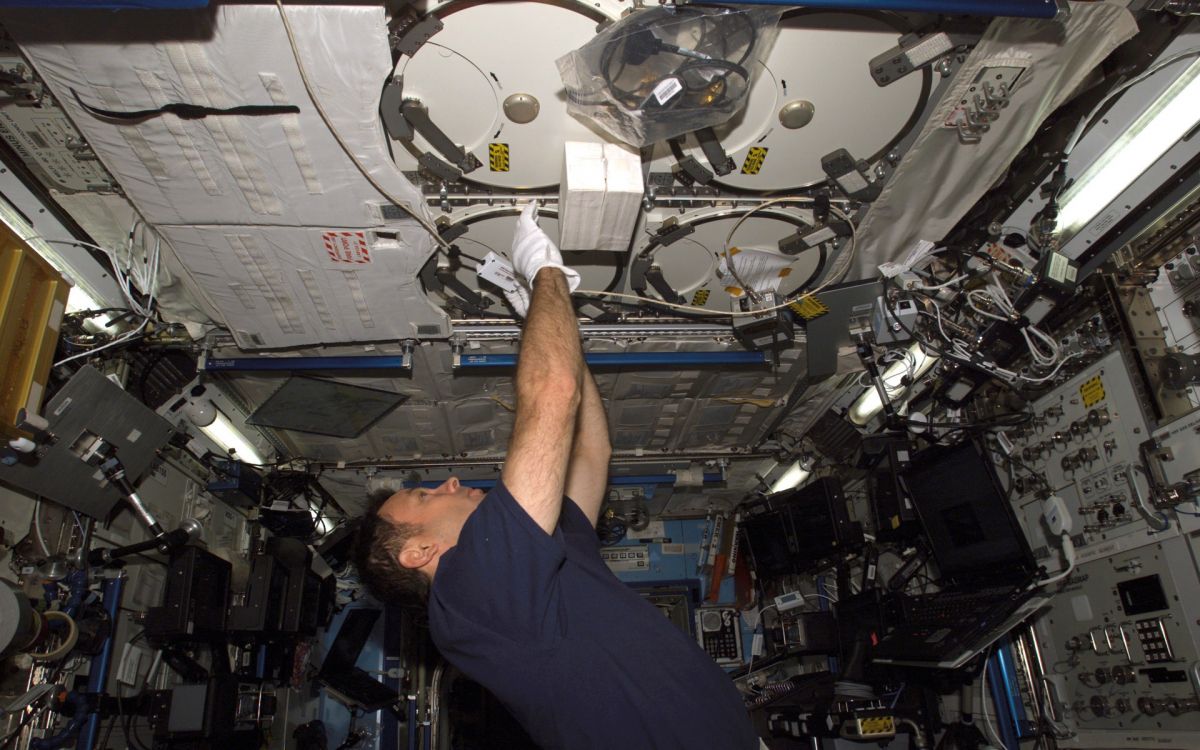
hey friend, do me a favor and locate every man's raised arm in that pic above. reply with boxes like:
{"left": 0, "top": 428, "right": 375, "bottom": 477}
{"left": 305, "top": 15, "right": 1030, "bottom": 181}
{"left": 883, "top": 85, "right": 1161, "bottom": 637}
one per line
{"left": 502, "top": 205, "right": 585, "bottom": 534}
{"left": 565, "top": 371, "right": 611, "bottom": 526}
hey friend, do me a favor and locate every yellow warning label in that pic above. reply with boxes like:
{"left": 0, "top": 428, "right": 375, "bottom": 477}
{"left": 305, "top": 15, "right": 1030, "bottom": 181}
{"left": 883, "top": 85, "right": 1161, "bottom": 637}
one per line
{"left": 691, "top": 289, "right": 710, "bottom": 307}
{"left": 741, "top": 146, "right": 768, "bottom": 175}
{"left": 789, "top": 294, "right": 830, "bottom": 320}
{"left": 488, "top": 143, "right": 510, "bottom": 172}
{"left": 1080, "top": 375, "right": 1105, "bottom": 407}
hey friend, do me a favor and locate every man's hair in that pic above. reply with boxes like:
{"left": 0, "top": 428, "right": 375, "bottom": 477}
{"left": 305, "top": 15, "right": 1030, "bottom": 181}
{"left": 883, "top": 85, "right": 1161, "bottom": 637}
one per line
{"left": 353, "top": 488, "right": 430, "bottom": 605}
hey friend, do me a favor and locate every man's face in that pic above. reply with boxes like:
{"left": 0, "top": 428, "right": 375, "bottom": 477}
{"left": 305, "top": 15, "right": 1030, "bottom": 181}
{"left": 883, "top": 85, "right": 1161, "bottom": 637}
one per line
{"left": 378, "top": 476, "right": 486, "bottom": 573}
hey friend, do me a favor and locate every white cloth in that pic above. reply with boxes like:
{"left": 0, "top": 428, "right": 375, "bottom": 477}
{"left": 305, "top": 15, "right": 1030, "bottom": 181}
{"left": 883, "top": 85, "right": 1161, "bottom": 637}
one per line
{"left": 510, "top": 202, "right": 580, "bottom": 291}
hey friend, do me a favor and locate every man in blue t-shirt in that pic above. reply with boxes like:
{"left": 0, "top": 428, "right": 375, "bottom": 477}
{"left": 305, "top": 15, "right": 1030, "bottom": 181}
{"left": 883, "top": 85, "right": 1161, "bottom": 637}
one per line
{"left": 355, "top": 203, "right": 757, "bottom": 749}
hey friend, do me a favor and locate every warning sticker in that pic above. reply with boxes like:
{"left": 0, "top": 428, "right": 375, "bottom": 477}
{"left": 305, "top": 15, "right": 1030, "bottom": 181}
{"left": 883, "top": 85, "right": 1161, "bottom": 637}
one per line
{"left": 323, "top": 231, "right": 371, "bottom": 264}
{"left": 691, "top": 289, "right": 710, "bottom": 307}
{"left": 1080, "top": 375, "right": 1105, "bottom": 407}
{"left": 489, "top": 142, "right": 510, "bottom": 172}
{"left": 741, "top": 146, "right": 768, "bottom": 175}
{"left": 789, "top": 294, "right": 830, "bottom": 320}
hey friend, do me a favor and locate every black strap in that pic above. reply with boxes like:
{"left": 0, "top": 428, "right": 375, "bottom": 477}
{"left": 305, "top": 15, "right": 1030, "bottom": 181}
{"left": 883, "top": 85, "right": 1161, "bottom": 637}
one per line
{"left": 73, "top": 88, "right": 299, "bottom": 122}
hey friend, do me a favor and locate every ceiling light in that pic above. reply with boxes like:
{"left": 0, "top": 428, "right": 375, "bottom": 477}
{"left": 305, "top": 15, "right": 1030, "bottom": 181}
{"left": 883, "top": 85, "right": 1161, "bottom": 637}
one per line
{"left": 770, "top": 460, "right": 811, "bottom": 494}
{"left": 1057, "top": 57, "right": 1200, "bottom": 239}
{"left": 199, "top": 410, "right": 265, "bottom": 465}
{"left": 849, "top": 342, "right": 938, "bottom": 426}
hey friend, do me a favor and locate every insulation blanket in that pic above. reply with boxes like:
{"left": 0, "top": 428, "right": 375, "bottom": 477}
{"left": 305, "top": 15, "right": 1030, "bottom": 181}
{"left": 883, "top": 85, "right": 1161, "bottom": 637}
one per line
{"left": 3, "top": 4, "right": 445, "bottom": 348}
{"left": 159, "top": 225, "right": 446, "bottom": 349}
{"left": 849, "top": 1, "right": 1138, "bottom": 277}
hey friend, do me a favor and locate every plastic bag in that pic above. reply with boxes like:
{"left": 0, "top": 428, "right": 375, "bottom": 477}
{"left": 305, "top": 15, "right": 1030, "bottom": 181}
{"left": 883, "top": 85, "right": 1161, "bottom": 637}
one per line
{"left": 557, "top": 5, "right": 783, "bottom": 148}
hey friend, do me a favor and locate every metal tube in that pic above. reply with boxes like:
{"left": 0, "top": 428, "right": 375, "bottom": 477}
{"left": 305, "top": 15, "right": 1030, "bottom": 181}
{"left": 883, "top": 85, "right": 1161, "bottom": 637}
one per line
{"left": 201, "top": 355, "right": 410, "bottom": 372}
{"left": 456, "top": 351, "right": 767, "bottom": 368}
{"left": 407, "top": 473, "right": 723, "bottom": 489}
{"left": 77, "top": 574, "right": 125, "bottom": 750}
{"left": 698, "top": 0, "right": 1059, "bottom": 18}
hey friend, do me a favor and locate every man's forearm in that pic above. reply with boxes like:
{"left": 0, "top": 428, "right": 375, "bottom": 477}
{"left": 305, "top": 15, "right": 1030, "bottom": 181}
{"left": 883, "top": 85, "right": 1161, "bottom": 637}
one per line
{"left": 565, "top": 370, "right": 612, "bottom": 523}
{"left": 502, "top": 269, "right": 585, "bottom": 533}
{"left": 518, "top": 269, "right": 584, "bottom": 397}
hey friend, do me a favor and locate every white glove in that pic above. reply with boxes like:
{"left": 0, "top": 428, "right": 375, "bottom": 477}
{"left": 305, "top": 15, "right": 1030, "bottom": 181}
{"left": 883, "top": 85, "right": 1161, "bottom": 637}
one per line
{"left": 503, "top": 282, "right": 531, "bottom": 318}
{"left": 511, "top": 202, "right": 580, "bottom": 291}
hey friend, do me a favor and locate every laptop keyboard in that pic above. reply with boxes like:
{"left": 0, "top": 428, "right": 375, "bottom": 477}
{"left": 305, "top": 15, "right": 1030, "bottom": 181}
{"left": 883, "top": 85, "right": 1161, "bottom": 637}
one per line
{"left": 904, "top": 587, "right": 1015, "bottom": 627}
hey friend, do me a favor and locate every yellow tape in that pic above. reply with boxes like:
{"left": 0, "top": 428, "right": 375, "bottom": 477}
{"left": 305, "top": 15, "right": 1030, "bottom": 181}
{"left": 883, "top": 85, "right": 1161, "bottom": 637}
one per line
{"left": 741, "top": 146, "right": 768, "bottom": 175}
{"left": 789, "top": 294, "right": 830, "bottom": 320}
{"left": 488, "top": 142, "right": 510, "bottom": 172}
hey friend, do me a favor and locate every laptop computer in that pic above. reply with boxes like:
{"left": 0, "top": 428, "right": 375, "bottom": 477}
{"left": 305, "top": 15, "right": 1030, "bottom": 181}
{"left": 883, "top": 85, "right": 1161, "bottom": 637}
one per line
{"left": 872, "top": 440, "right": 1049, "bottom": 669}
{"left": 317, "top": 608, "right": 401, "bottom": 711}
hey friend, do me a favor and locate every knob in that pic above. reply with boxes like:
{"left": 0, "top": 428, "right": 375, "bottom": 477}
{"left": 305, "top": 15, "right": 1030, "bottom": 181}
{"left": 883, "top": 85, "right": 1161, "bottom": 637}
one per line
{"left": 1115, "top": 698, "right": 1131, "bottom": 714}
{"left": 1089, "top": 408, "right": 1110, "bottom": 428}
{"left": 1113, "top": 666, "right": 1135, "bottom": 685}
{"left": 1139, "top": 697, "right": 1164, "bottom": 716}
{"left": 1090, "top": 695, "right": 1110, "bottom": 717}
{"left": 1094, "top": 667, "right": 1110, "bottom": 684}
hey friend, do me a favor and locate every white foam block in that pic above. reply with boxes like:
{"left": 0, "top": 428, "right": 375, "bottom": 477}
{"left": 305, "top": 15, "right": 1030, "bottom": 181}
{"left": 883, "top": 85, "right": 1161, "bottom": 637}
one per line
{"left": 599, "top": 142, "right": 644, "bottom": 253}
{"left": 559, "top": 141, "right": 606, "bottom": 251}
{"left": 559, "top": 140, "right": 644, "bottom": 252}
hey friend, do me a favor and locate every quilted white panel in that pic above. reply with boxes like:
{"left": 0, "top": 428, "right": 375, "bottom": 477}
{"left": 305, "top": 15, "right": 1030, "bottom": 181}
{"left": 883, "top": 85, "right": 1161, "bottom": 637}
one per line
{"left": 3, "top": 4, "right": 424, "bottom": 228}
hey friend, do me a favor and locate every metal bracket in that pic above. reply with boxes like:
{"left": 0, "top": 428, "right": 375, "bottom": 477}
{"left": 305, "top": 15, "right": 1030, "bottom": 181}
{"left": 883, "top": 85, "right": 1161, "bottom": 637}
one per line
{"left": 418, "top": 152, "right": 463, "bottom": 183}
{"left": 869, "top": 31, "right": 973, "bottom": 86}
{"left": 394, "top": 15, "right": 444, "bottom": 57}
{"left": 695, "top": 127, "right": 737, "bottom": 176}
{"left": 400, "top": 99, "right": 482, "bottom": 174}
{"left": 380, "top": 79, "right": 413, "bottom": 140}
{"left": 645, "top": 265, "right": 685, "bottom": 305}
{"left": 671, "top": 153, "right": 714, "bottom": 186}
{"left": 654, "top": 217, "right": 697, "bottom": 247}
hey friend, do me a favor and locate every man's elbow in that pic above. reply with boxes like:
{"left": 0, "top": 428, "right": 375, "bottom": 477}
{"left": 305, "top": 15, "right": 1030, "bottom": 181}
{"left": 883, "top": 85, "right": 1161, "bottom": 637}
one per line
{"left": 518, "top": 369, "right": 582, "bottom": 411}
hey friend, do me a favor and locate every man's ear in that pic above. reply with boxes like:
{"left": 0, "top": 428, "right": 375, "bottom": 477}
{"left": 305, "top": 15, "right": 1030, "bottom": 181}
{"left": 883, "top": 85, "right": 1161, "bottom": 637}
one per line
{"left": 399, "top": 539, "right": 437, "bottom": 570}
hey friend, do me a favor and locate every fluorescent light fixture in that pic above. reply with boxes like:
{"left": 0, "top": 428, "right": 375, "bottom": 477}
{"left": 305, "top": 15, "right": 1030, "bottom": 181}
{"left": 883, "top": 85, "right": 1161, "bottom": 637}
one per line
{"left": 1057, "top": 58, "right": 1200, "bottom": 239}
{"left": 199, "top": 411, "right": 265, "bottom": 465}
{"left": 770, "top": 460, "right": 811, "bottom": 494}
{"left": 849, "top": 342, "right": 938, "bottom": 425}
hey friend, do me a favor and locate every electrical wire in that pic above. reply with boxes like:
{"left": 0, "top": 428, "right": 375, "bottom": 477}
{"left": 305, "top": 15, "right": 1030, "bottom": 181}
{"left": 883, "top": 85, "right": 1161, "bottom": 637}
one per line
{"left": 578, "top": 202, "right": 857, "bottom": 317}
{"left": 1038, "top": 533, "right": 1076, "bottom": 586}
{"left": 274, "top": 0, "right": 451, "bottom": 252}
{"left": 980, "top": 650, "right": 1006, "bottom": 750}
{"left": 743, "top": 603, "right": 777, "bottom": 683}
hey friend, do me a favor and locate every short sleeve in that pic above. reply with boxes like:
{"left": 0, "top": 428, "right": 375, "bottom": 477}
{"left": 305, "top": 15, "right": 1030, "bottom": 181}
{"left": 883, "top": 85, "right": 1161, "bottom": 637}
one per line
{"left": 559, "top": 497, "right": 601, "bottom": 556}
{"left": 430, "top": 480, "right": 567, "bottom": 644}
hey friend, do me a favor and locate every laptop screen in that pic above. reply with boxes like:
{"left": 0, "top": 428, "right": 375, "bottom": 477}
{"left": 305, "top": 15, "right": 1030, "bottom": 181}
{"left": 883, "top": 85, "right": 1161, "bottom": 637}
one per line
{"left": 320, "top": 608, "right": 380, "bottom": 675}
{"left": 902, "top": 441, "right": 1034, "bottom": 587}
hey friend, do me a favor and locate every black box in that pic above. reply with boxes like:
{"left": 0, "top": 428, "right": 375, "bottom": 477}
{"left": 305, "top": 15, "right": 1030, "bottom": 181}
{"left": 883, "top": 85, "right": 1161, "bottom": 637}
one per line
{"left": 146, "top": 547, "right": 231, "bottom": 641}
{"left": 741, "top": 477, "right": 863, "bottom": 578}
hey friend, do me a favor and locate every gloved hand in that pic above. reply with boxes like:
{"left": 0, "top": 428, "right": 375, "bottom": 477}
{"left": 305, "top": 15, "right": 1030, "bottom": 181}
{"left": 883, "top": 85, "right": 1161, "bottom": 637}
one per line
{"left": 510, "top": 202, "right": 580, "bottom": 291}
{"left": 503, "top": 282, "right": 531, "bottom": 318}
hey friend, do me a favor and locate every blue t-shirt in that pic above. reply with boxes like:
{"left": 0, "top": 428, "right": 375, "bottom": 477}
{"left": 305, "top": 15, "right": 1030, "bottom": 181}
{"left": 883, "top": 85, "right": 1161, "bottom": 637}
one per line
{"left": 428, "top": 481, "right": 757, "bottom": 750}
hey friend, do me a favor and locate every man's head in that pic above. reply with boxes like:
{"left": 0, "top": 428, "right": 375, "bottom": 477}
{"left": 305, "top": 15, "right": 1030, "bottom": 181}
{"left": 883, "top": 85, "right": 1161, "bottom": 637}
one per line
{"left": 354, "top": 477, "right": 486, "bottom": 603}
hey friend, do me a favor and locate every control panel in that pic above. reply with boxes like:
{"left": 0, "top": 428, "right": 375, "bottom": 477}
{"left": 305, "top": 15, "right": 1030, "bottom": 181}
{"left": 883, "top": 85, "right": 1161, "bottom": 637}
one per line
{"left": 599, "top": 544, "right": 651, "bottom": 573}
{"left": 1036, "top": 536, "right": 1200, "bottom": 748}
{"left": 695, "top": 606, "right": 743, "bottom": 666}
{"left": 1004, "top": 350, "right": 1167, "bottom": 568}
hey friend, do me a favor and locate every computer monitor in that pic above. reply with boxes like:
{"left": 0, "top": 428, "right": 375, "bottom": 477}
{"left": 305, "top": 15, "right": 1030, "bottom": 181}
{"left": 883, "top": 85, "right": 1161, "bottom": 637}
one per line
{"left": 901, "top": 441, "right": 1036, "bottom": 588}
